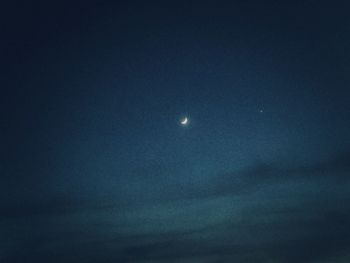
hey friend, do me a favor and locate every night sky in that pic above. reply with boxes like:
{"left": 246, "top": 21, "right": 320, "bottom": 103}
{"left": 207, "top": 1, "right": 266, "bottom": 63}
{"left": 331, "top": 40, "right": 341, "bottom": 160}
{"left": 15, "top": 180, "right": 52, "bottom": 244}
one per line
{"left": 1, "top": 1, "right": 350, "bottom": 262}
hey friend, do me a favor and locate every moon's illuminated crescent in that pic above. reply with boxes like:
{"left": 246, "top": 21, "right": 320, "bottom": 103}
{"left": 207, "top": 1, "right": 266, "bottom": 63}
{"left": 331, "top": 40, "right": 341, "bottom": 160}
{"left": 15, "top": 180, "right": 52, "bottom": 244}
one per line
{"left": 181, "top": 117, "right": 188, "bottom": 125}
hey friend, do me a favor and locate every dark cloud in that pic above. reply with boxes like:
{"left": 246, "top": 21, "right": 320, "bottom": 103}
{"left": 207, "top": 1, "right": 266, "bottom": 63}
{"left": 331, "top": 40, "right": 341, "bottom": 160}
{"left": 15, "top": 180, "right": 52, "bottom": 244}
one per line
{"left": 0, "top": 197, "right": 76, "bottom": 220}
{"left": 2, "top": 153, "right": 350, "bottom": 262}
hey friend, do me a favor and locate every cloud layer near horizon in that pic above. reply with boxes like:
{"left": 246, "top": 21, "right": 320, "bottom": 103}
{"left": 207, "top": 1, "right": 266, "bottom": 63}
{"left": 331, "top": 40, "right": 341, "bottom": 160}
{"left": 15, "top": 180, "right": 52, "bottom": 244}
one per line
{"left": 1, "top": 153, "right": 350, "bottom": 262}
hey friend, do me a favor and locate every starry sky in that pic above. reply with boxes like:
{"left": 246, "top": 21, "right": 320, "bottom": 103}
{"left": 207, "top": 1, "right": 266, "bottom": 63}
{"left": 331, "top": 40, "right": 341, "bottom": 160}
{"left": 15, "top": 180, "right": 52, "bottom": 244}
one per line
{"left": 1, "top": 1, "right": 350, "bottom": 262}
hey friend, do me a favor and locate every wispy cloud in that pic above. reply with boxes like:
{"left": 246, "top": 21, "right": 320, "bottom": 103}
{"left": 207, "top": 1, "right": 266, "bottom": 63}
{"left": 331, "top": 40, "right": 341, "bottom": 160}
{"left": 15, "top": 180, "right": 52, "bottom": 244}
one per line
{"left": 1, "top": 152, "right": 350, "bottom": 262}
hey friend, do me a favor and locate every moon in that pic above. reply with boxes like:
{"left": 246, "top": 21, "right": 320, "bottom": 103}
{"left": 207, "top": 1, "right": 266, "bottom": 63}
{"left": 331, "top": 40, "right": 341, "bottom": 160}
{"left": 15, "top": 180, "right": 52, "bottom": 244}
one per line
{"left": 180, "top": 117, "right": 188, "bottom": 125}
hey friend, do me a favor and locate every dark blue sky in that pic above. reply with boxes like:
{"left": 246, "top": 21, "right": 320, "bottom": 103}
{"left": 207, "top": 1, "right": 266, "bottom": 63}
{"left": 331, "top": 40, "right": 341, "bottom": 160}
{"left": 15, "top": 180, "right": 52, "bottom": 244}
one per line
{"left": 1, "top": 1, "right": 350, "bottom": 262}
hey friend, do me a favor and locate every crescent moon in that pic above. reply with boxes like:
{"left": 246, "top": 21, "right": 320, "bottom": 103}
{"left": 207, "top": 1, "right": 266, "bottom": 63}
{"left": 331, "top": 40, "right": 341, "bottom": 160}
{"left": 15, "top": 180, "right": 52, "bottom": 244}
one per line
{"left": 181, "top": 117, "right": 188, "bottom": 125}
